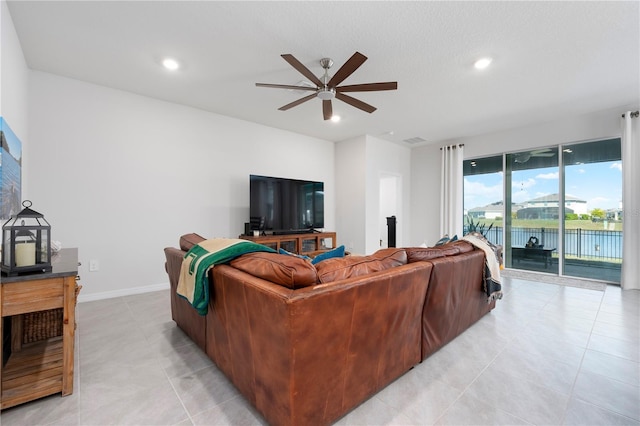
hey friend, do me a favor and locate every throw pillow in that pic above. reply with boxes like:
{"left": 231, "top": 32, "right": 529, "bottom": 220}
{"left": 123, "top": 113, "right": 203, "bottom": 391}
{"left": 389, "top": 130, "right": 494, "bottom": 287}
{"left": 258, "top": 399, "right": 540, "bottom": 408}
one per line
{"left": 435, "top": 234, "right": 458, "bottom": 246}
{"left": 278, "top": 248, "right": 312, "bottom": 261}
{"left": 435, "top": 234, "right": 450, "bottom": 246}
{"left": 310, "top": 245, "right": 346, "bottom": 265}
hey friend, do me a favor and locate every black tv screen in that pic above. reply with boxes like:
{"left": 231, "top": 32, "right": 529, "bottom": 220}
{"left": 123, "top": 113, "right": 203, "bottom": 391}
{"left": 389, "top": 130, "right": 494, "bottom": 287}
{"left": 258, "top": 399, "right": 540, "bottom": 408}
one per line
{"left": 250, "top": 175, "right": 324, "bottom": 234}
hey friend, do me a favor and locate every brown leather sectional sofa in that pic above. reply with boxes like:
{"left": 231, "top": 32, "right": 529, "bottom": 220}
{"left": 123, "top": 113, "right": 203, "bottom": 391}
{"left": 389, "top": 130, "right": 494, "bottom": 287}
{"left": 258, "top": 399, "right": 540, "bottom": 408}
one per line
{"left": 164, "top": 234, "right": 496, "bottom": 426}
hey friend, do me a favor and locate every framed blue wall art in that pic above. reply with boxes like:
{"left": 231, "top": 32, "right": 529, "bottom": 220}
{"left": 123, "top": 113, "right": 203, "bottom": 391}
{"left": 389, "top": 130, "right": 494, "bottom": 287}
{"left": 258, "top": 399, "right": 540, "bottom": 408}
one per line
{"left": 0, "top": 117, "right": 22, "bottom": 221}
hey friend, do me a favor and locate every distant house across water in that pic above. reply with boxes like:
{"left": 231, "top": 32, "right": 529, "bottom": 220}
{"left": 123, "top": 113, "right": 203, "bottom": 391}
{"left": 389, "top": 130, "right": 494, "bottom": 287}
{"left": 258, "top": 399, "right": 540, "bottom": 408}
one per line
{"left": 524, "top": 193, "right": 587, "bottom": 215}
{"left": 466, "top": 193, "right": 588, "bottom": 220}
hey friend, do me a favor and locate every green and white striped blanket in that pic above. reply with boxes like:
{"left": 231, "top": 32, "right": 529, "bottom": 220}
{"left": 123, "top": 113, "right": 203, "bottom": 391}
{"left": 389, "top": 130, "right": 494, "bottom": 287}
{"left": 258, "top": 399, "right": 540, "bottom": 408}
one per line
{"left": 177, "top": 238, "right": 275, "bottom": 315}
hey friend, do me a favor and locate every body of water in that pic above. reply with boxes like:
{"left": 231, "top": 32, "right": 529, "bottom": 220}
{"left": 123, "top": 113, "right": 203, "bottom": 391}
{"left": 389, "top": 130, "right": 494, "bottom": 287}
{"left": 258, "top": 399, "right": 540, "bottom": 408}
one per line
{"left": 484, "top": 227, "right": 622, "bottom": 260}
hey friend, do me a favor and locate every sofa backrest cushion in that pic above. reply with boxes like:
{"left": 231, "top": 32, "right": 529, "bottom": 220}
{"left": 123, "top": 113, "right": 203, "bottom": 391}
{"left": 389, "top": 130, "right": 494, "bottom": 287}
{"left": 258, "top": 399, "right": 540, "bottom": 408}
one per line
{"left": 180, "top": 233, "right": 206, "bottom": 251}
{"left": 315, "top": 248, "right": 407, "bottom": 283}
{"left": 405, "top": 247, "right": 448, "bottom": 263}
{"left": 230, "top": 252, "right": 318, "bottom": 289}
{"left": 449, "top": 240, "right": 474, "bottom": 254}
{"left": 405, "top": 240, "right": 474, "bottom": 263}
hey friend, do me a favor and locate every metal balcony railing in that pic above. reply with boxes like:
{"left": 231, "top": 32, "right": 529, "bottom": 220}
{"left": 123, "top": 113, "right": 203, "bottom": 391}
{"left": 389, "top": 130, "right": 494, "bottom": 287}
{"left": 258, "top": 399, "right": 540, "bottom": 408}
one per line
{"left": 466, "top": 226, "right": 622, "bottom": 261}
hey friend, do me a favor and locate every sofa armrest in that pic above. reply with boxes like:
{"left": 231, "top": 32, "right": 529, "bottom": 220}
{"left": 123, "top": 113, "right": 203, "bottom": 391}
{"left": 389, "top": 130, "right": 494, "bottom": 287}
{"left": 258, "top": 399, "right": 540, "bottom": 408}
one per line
{"left": 420, "top": 250, "right": 496, "bottom": 360}
{"left": 164, "top": 247, "right": 206, "bottom": 350}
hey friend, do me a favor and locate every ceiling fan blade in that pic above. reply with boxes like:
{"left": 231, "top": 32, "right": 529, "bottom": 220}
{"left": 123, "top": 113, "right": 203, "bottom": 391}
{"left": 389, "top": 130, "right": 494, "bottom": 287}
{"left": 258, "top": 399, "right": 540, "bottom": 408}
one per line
{"left": 328, "top": 52, "right": 367, "bottom": 87}
{"left": 533, "top": 153, "right": 556, "bottom": 157}
{"left": 531, "top": 148, "right": 553, "bottom": 155}
{"left": 256, "top": 83, "right": 317, "bottom": 91}
{"left": 335, "top": 92, "right": 376, "bottom": 114}
{"left": 336, "top": 82, "right": 398, "bottom": 92}
{"left": 278, "top": 93, "right": 317, "bottom": 111}
{"left": 323, "top": 100, "right": 333, "bottom": 120}
{"left": 281, "top": 54, "right": 323, "bottom": 87}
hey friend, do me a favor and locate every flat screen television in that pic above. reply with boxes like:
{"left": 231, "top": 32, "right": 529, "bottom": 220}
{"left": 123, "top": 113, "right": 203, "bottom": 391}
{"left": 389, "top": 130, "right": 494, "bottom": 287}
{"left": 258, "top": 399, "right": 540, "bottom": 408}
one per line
{"left": 250, "top": 174, "right": 324, "bottom": 234}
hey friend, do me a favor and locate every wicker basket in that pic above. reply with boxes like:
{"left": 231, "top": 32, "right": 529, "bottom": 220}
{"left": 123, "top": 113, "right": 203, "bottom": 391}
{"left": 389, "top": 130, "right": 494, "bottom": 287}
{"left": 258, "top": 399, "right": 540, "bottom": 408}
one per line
{"left": 22, "top": 308, "right": 63, "bottom": 344}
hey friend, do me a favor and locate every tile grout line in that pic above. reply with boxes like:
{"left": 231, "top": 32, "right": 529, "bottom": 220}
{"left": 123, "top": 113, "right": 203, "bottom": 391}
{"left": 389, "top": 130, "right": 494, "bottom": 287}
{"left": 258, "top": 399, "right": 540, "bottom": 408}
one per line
{"left": 122, "top": 294, "right": 196, "bottom": 426}
{"left": 565, "top": 286, "right": 640, "bottom": 422}
{"left": 431, "top": 283, "right": 536, "bottom": 425}
{"left": 559, "top": 285, "right": 607, "bottom": 425}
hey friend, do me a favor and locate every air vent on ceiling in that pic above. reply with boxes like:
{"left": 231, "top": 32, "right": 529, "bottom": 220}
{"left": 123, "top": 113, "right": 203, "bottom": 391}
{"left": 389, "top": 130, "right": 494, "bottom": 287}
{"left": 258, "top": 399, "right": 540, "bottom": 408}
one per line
{"left": 403, "top": 137, "right": 427, "bottom": 145}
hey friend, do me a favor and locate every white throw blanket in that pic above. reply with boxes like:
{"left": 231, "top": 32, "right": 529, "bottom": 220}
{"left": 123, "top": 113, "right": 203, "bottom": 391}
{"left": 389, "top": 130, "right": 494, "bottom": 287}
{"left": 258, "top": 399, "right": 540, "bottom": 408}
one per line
{"left": 462, "top": 232, "right": 503, "bottom": 302}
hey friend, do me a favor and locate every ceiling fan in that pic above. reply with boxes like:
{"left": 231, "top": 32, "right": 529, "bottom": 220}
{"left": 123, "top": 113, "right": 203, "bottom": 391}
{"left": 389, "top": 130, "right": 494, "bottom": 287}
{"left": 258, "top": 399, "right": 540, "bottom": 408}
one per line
{"left": 514, "top": 149, "right": 556, "bottom": 163}
{"left": 256, "top": 52, "right": 397, "bottom": 120}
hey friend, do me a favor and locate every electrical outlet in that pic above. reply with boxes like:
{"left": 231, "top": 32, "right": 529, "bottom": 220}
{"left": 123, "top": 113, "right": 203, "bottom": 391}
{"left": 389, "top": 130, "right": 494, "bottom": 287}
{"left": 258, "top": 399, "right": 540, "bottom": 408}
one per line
{"left": 89, "top": 259, "right": 99, "bottom": 272}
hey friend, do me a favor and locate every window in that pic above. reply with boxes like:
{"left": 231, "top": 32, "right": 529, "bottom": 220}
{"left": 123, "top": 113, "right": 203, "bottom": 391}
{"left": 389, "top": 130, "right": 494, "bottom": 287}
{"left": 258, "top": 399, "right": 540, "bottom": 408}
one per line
{"left": 463, "top": 138, "right": 622, "bottom": 284}
{"left": 463, "top": 155, "right": 503, "bottom": 245}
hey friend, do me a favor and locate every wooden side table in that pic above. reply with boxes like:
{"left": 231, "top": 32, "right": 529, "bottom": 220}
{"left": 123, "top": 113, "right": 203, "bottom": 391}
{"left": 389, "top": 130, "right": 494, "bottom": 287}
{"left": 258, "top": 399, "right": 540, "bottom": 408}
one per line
{"left": 0, "top": 248, "right": 80, "bottom": 410}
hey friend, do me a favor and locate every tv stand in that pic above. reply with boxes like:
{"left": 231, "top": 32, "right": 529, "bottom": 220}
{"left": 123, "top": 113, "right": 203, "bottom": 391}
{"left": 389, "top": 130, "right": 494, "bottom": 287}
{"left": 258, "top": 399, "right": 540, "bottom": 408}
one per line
{"left": 273, "top": 229, "right": 315, "bottom": 235}
{"left": 240, "top": 232, "right": 337, "bottom": 255}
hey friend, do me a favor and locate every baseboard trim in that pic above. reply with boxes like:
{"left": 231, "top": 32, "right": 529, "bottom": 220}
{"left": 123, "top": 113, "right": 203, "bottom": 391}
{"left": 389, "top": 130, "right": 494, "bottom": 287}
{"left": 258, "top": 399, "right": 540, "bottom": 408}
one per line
{"left": 501, "top": 269, "right": 608, "bottom": 291}
{"left": 77, "top": 282, "right": 170, "bottom": 303}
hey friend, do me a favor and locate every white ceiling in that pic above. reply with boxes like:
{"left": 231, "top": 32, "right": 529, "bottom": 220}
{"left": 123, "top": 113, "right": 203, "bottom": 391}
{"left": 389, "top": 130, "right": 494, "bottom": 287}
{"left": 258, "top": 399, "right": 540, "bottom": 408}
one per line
{"left": 7, "top": 1, "right": 640, "bottom": 146}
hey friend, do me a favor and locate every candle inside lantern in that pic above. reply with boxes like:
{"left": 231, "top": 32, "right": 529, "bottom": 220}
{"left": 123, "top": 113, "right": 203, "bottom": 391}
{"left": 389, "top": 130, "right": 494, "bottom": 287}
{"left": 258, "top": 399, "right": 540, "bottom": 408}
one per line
{"left": 16, "top": 242, "right": 36, "bottom": 267}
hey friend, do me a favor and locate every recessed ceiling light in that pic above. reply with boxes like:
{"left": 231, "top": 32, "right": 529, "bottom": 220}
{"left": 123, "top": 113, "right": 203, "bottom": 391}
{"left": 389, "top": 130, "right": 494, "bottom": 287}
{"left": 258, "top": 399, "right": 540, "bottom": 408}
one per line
{"left": 162, "top": 58, "right": 180, "bottom": 71}
{"left": 330, "top": 115, "right": 341, "bottom": 123}
{"left": 474, "top": 57, "right": 492, "bottom": 70}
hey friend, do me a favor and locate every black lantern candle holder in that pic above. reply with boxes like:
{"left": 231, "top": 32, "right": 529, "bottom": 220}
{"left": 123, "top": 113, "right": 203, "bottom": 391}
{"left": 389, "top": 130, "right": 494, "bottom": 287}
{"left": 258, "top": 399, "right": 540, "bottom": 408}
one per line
{"left": 1, "top": 200, "right": 52, "bottom": 276}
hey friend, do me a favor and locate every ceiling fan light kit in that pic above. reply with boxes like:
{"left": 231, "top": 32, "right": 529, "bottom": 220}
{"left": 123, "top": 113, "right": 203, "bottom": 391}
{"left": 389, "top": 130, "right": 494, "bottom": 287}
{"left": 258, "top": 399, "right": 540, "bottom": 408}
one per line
{"left": 317, "top": 88, "right": 335, "bottom": 101}
{"left": 256, "top": 52, "right": 398, "bottom": 120}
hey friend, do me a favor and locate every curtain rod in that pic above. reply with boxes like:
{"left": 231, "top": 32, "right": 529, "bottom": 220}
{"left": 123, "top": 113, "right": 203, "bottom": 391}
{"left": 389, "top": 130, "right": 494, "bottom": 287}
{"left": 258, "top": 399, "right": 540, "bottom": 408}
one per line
{"left": 439, "top": 144, "right": 464, "bottom": 150}
{"left": 622, "top": 111, "right": 639, "bottom": 118}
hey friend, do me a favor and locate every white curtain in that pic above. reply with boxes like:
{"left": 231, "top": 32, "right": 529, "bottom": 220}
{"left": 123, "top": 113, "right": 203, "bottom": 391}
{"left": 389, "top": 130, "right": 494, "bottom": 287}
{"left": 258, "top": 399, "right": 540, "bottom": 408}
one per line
{"left": 440, "top": 144, "right": 464, "bottom": 238}
{"left": 621, "top": 111, "right": 639, "bottom": 290}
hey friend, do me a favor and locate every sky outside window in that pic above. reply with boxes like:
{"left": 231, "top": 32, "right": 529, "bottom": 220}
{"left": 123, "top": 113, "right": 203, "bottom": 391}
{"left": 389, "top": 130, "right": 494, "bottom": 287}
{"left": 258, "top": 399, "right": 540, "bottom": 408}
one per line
{"left": 465, "top": 161, "right": 622, "bottom": 211}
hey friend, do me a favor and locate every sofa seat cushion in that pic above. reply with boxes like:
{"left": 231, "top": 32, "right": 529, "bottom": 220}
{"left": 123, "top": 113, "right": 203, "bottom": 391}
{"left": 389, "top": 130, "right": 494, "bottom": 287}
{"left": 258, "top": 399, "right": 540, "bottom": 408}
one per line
{"left": 230, "top": 252, "right": 318, "bottom": 289}
{"left": 315, "top": 248, "right": 407, "bottom": 283}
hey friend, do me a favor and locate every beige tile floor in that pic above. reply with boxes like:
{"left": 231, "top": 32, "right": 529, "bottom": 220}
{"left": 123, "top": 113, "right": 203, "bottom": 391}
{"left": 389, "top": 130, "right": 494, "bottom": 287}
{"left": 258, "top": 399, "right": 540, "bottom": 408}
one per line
{"left": 1, "top": 277, "right": 638, "bottom": 425}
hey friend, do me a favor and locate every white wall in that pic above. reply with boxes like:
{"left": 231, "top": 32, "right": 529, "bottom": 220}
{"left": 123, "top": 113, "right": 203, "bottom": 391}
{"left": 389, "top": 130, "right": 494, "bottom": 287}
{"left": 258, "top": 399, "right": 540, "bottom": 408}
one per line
{"left": 460, "top": 107, "right": 631, "bottom": 160}
{"left": 0, "top": 1, "right": 3, "bottom": 113}
{"left": 27, "top": 71, "right": 335, "bottom": 300}
{"left": 1, "top": 0, "right": 30, "bottom": 179}
{"left": 336, "top": 135, "right": 411, "bottom": 255}
{"left": 379, "top": 174, "right": 398, "bottom": 248}
{"left": 335, "top": 135, "right": 366, "bottom": 254}
{"left": 409, "top": 106, "right": 638, "bottom": 248}
{"left": 364, "top": 136, "right": 410, "bottom": 254}
{"left": 409, "top": 143, "right": 441, "bottom": 246}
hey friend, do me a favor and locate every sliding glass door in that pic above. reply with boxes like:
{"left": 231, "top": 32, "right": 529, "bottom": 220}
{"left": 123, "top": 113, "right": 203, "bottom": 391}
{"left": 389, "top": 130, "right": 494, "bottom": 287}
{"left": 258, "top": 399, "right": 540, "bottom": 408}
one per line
{"left": 562, "top": 139, "right": 622, "bottom": 282}
{"left": 463, "top": 138, "right": 622, "bottom": 284}
{"left": 506, "top": 148, "right": 560, "bottom": 274}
